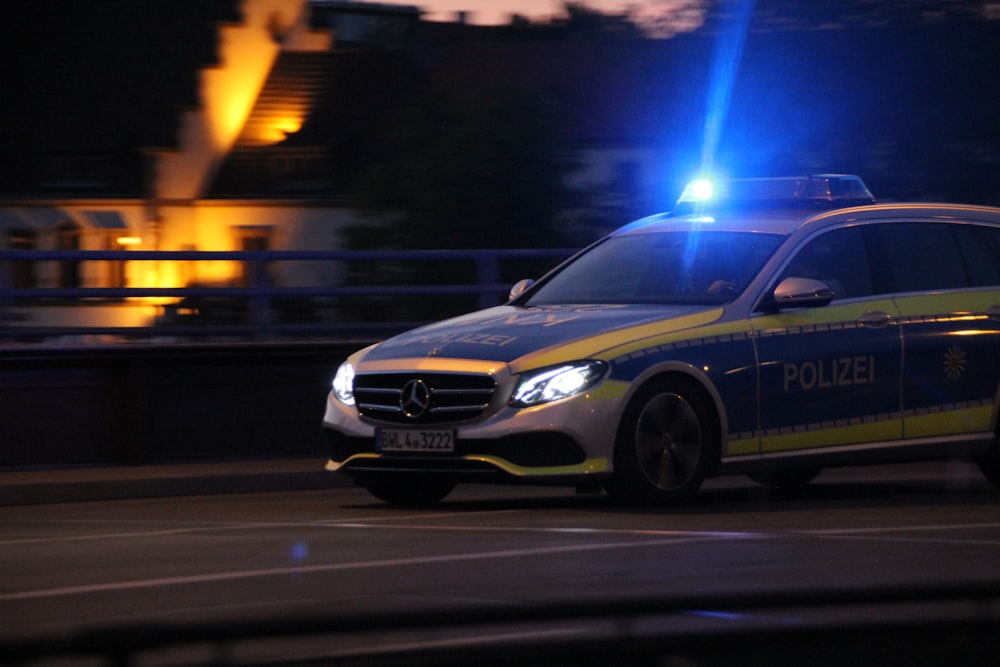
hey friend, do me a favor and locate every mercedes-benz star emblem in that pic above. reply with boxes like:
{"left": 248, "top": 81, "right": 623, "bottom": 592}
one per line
{"left": 400, "top": 379, "right": 431, "bottom": 419}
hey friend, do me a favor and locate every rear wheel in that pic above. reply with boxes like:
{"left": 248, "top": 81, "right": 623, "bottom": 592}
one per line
{"left": 607, "top": 378, "right": 716, "bottom": 505}
{"left": 363, "top": 476, "right": 455, "bottom": 505}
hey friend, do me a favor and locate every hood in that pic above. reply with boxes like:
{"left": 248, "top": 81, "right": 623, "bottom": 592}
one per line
{"left": 362, "top": 303, "right": 720, "bottom": 365}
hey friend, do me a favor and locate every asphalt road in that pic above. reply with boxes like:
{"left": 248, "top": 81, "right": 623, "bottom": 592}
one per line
{"left": 2, "top": 461, "right": 999, "bottom": 665}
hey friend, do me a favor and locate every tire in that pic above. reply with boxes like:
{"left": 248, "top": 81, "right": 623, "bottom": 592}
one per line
{"left": 747, "top": 467, "right": 821, "bottom": 490}
{"left": 607, "top": 377, "right": 716, "bottom": 505}
{"left": 364, "top": 476, "right": 455, "bottom": 505}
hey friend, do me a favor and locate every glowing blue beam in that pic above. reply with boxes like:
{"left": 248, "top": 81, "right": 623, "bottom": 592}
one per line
{"left": 701, "top": 0, "right": 757, "bottom": 176}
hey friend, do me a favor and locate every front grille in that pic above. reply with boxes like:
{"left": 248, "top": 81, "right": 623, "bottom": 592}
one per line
{"left": 354, "top": 372, "right": 497, "bottom": 425}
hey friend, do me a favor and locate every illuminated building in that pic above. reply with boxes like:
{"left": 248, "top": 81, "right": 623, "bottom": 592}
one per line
{"left": 0, "top": 0, "right": 422, "bottom": 332}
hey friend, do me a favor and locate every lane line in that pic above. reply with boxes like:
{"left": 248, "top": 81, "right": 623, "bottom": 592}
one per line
{"left": 317, "top": 627, "right": 587, "bottom": 659}
{"left": 0, "top": 513, "right": 525, "bottom": 546}
{"left": 0, "top": 533, "right": 754, "bottom": 602}
{"left": 805, "top": 522, "right": 1000, "bottom": 535}
{"left": 319, "top": 509, "right": 530, "bottom": 523}
{"left": 5, "top": 517, "right": 999, "bottom": 548}
{"left": 322, "top": 523, "right": 755, "bottom": 538}
{"left": 808, "top": 534, "right": 1000, "bottom": 546}
{"left": 0, "top": 516, "right": 752, "bottom": 546}
{"left": 800, "top": 522, "right": 1000, "bottom": 546}
{"left": 0, "top": 524, "right": 262, "bottom": 547}
{"left": 5, "top": 519, "right": 997, "bottom": 602}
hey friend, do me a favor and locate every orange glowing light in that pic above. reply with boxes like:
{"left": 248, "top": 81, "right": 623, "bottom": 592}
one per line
{"left": 246, "top": 112, "right": 306, "bottom": 145}
{"left": 273, "top": 115, "right": 303, "bottom": 136}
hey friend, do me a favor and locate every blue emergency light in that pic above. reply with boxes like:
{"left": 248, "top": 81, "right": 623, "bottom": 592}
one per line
{"left": 675, "top": 174, "right": 875, "bottom": 214}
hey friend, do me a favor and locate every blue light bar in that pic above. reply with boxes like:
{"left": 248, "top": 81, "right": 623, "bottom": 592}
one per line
{"left": 675, "top": 174, "right": 875, "bottom": 213}
{"left": 680, "top": 178, "right": 714, "bottom": 203}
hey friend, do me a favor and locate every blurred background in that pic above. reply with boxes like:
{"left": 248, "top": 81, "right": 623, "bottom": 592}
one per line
{"left": 0, "top": 0, "right": 997, "bottom": 337}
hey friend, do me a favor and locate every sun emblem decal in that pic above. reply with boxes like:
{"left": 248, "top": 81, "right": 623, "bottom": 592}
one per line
{"left": 943, "top": 345, "right": 966, "bottom": 381}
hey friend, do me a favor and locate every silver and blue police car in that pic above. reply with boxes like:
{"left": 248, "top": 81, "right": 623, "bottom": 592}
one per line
{"left": 324, "top": 175, "right": 1000, "bottom": 505}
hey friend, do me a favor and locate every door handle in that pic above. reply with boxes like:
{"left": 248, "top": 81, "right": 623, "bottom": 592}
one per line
{"left": 857, "top": 311, "right": 893, "bottom": 328}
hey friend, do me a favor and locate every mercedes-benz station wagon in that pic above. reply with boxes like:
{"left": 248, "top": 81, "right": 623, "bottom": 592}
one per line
{"left": 323, "top": 175, "right": 1000, "bottom": 505}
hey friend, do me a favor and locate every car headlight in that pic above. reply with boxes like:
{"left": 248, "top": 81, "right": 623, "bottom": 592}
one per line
{"left": 510, "top": 361, "right": 607, "bottom": 408}
{"left": 332, "top": 361, "right": 356, "bottom": 406}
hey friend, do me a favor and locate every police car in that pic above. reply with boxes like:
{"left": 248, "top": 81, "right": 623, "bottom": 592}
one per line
{"left": 324, "top": 175, "right": 1000, "bottom": 505}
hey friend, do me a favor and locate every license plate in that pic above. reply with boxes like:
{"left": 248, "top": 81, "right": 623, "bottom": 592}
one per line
{"left": 377, "top": 428, "right": 455, "bottom": 453}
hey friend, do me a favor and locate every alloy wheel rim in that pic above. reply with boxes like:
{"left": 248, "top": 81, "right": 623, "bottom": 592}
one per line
{"left": 634, "top": 392, "right": 701, "bottom": 491}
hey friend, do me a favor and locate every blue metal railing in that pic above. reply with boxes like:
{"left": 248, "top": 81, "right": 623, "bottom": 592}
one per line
{"left": 0, "top": 248, "right": 574, "bottom": 342}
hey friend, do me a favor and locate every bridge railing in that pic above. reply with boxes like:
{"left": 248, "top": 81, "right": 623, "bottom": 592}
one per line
{"left": 0, "top": 248, "right": 575, "bottom": 343}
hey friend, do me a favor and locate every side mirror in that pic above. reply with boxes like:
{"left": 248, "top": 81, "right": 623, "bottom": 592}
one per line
{"left": 770, "top": 277, "right": 834, "bottom": 308}
{"left": 508, "top": 278, "right": 534, "bottom": 302}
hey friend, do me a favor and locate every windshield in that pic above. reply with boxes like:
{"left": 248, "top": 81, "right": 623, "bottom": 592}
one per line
{"left": 525, "top": 230, "right": 783, "bottom": 306}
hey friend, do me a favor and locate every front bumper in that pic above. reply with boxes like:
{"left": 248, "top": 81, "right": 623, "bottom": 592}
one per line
{"left": 324, "top": 428, "right": 609, "bottom": 486}
{"left": 321, "top": 364, "right": 627, "bottom": 487}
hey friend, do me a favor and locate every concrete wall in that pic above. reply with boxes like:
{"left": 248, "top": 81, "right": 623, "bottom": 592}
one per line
{"left": 0, "top": 342, "right": 362, "bottom": 467}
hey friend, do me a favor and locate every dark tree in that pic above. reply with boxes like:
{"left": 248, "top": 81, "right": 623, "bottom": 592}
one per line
{"left": 349, "top": 83, "right": 577, "bottom": 250}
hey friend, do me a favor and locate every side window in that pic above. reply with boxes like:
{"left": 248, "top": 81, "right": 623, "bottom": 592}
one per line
{"left": 878, "top": 223, "right": 966, "bottom": 293}
{"left": 954, "top": 224, "right": 1000, "bottom": 287}
{"left": 779, "top": 227, "right": 873, "bottom": 300}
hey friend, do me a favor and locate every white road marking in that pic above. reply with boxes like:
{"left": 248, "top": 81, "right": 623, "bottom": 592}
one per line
{"left": 4, "top": 514, "right": 998, "bottom": 602}
{"left": 318, "top": 627, "right": 588, "bottom": 659}
{"left": 0, "top": 524, "right": 257, "bottom": 546}
{"left": 801, "top": 522, "right": 1000, "bottom": 545}
{"left": 805, "top": 522, "right": 1000, "bottom": 535}
{"left": 0, "top": 532, "right": 753, "bottom": 602}
{"left": 0, "top": 512, "right": 745, "bottom": 545}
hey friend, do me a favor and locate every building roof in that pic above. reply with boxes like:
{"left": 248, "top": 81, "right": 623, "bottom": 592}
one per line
{"left": 209, "top": 49, "right": 423, "bottom": 198}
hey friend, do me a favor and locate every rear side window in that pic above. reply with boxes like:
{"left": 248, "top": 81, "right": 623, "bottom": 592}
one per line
{"left": 878, "top": 223, "right": 967, "bottom": 293}
{"left": 954, "top": 224, "right": 1000, "bottom": 287}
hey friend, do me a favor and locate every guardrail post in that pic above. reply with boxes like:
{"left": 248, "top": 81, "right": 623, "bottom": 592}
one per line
{"left": 247, "top": 258, "right": 272, "bottom": 337}
{"left": 0, "top": 255, "right": 9, "bottom": 317}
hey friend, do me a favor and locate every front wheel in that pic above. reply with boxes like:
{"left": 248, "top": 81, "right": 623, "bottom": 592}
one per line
{"left": 607, "top": 378, "right": 716, "bottom": 505}
{"left": 363, "top": 476, "right": 455, "bottom": 505}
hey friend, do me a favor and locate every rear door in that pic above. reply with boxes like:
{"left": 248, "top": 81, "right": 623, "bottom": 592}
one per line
{"left": 875, "top": 221, "right": 1000, "bottom": 441}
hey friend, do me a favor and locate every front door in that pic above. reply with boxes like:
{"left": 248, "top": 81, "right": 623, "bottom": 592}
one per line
{"left": 751, "top": 226, "right": 903, "bottom": 453}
